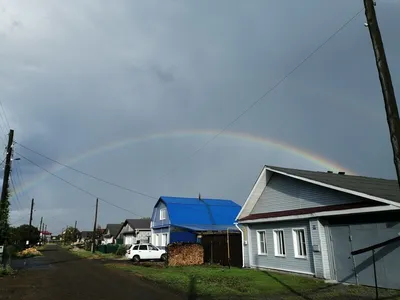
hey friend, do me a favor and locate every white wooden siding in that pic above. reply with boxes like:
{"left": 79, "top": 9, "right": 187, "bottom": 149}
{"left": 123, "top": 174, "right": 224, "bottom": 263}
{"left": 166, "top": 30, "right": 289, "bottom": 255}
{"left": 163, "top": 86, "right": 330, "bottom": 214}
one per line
{"left": 248, "top": 220, "right": 315, "bottom": 275}
{"left": 251, "top": 174, "right": 363, "bottom": 214}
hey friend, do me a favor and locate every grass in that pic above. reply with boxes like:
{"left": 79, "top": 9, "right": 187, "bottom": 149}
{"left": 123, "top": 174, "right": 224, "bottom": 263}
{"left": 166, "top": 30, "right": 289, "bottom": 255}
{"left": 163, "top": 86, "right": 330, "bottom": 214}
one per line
{"left": 0, "top": 264, "right": 15, "bottom": 277}
{"left": 69, "top": 248, "right": 119, "bottom": 260}
{"left": 105, "top": 264, "right": 400, "bottom": 299}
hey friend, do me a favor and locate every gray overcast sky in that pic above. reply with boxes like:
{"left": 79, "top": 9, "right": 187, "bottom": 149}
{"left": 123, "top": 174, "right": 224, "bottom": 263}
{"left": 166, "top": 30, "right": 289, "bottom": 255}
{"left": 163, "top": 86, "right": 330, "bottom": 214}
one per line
{"left": 1, "top": 0, "right": 399, "bottom": 234}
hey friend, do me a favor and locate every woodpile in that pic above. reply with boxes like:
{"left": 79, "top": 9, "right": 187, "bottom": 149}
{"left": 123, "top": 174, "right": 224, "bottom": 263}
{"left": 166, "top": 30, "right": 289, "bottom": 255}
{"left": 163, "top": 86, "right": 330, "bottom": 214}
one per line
{"left": 167, "top": 242, "right": 204, "bottom": 266}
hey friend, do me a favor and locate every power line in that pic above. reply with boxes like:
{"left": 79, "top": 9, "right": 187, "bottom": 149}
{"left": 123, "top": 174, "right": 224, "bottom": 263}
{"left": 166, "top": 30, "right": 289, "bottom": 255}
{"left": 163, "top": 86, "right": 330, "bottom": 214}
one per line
{"left": 15, "top": 151, "right": 144, "bottom": 218}
{"left": 0, "top": 100, "right": 10, "bottom": 130}
{"left": 159, "top": 8, "right": 365, "bottom": 180}
{"left": 15, "top": 141, "right": 157, "bottom": 200}
{"left": 10, "top": 175, "right": 22, "bottom": 211}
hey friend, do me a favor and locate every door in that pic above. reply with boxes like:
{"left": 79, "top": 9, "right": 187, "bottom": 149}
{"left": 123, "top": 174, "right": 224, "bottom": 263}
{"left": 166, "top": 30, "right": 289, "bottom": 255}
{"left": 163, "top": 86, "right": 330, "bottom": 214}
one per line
{"left": 161, "top": 233, "right": 168, "bottom": 246}
{"left": 138, "top": 245, "right": 149, "bottom": 259}
{"left": 329, "top": 225, "right": 357, "bottom": 284}
{"left": 148, "top": 244, "right": 160, "bottom": 259}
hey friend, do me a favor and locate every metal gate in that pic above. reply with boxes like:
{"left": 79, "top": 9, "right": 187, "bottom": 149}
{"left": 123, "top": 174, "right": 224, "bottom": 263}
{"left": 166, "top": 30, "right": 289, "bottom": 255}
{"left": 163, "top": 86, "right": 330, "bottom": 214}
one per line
{"left": 329, "top": 223, "right": 400, "bottom": 289}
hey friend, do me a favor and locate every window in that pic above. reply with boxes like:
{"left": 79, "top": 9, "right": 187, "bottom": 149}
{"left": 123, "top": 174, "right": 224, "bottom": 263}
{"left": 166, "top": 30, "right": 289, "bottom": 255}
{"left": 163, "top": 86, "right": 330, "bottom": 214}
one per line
{"left": 256, "top": 230, "right": 267, "bottom": 255}
{"left": 149, "top": 245, "right": 159, "bottom": 251}
{"left": 139, "top": 245, "right": 147, "bottom": 250}
{"left": 273, "top": 229, "right": 286, "bottom": 256}
{"left": 133, "top": 245, "right": 139, "bottom": 250}
{"left": 160, "top": 208, "right": 166, "bottom": 220}
{"left": 293, "top": 229, "right": 307, "bottom": 258}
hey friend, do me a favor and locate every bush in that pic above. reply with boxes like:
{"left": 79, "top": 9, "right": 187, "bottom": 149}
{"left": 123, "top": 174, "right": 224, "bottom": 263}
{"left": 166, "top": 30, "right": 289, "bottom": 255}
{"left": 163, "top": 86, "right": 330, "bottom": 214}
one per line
{"left": 115, "top": 244, "right": 128, "bottom": 256}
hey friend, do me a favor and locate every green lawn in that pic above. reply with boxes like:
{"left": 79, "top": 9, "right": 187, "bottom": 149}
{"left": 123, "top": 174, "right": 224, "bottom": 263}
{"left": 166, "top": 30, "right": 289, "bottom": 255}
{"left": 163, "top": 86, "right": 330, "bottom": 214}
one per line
{"left": 105, "top": 264, "right": 400, "bottom": 299}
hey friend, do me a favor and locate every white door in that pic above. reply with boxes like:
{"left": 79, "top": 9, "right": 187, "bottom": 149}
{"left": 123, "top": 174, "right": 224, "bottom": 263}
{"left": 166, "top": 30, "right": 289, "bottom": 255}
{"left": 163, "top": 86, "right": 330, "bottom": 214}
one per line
{"left": 148, "top": 244, "right": 160, "bottom": 259}
{"left": 161, "top": 233, "right": 168, "bottom": 246}
{"left": 138, "top": 244, "right": 149, "bottom": 259}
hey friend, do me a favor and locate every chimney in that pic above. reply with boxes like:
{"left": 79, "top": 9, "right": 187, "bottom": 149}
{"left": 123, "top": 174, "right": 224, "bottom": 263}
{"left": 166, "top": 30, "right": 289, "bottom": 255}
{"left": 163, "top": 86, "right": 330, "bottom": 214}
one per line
{"left": 327, "top": 171, "right": 333, "bottom": 173}
{"left": 338, "top": 171, "right": 346, "bottom": 175}
{"left": 198, "top": 193, "right": 201, "bottom": 200}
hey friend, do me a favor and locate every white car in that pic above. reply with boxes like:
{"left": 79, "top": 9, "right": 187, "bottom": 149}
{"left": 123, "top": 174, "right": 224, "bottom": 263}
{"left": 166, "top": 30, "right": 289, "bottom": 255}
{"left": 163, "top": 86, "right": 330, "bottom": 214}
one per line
{"left": 125, "top": 243, "right": 167, "bottom": 262}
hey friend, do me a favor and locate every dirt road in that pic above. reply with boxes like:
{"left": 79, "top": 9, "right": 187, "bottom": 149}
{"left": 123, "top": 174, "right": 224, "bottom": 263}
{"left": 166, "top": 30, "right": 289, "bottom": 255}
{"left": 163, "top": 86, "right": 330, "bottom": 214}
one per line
{"left": 0, "top": 245, "right": 184, "bottom": 300}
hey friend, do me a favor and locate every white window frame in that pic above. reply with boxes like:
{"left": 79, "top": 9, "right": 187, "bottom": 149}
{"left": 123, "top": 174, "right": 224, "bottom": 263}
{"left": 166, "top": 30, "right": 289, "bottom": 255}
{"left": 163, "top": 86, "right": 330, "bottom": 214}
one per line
{"left": 292, "top": 228, "right": 307, "bottom": 259}
{"left": 256, "top": 230, "right": 267, "bottom": 255}
{"left": 160, "top": 208, "right": 166, "bottom": 220}
{"left": 273, "top": 229, "right": 286, "bottom": 257}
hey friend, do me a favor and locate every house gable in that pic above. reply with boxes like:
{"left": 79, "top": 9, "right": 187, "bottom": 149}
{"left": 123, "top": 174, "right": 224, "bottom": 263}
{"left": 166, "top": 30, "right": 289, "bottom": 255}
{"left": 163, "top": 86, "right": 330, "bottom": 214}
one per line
{"left": 237, "top": 166, "right": 400, "bottom": 223}
{"left": 151, "top": 200, "right": 170, "bottom": 228}
{"left": 251, "top": 173, "right": 367, "bottom": 215}
{"left": 236, "top": 167, "right": 272, "bottom": 220}
{"left": 116, "top": 223, "right": 133, "bottom": 238}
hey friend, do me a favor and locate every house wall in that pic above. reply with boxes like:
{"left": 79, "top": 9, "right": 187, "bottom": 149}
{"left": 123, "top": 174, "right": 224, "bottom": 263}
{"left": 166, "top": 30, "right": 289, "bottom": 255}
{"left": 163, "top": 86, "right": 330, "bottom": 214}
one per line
{"left": 238, "top": 224, "right": 250, "bottom": 267}
{"left": 248, "top": 220, "right": 315, "bottom": 275}
{"left": 123, "top": 230, "right": 151, "bottom": 245}
{"left": 152, "top": 227, "right": 170, "bottom": 247}
{"left": 309, "top": 219, "right": 331, "bottom": 279}
{"left": 151, "top": 202, "right": 170, "bottom": 228}
{"left": 170, "top": 226, "right": 197, "bottom": 243}
{"left": 251, "top": 174, "right": 364, "bottom": 214}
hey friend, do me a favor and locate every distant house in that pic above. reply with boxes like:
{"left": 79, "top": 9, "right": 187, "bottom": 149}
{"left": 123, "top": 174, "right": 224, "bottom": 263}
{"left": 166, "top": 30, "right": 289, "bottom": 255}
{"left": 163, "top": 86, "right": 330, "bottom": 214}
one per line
{"left": 115, "top": 219, "right": 151, "bottom": 245}
{"left": 236, "top": 165, "right": 400, "bottom": 290}
{"left": 150, "top": 196, "right": 241, "bottom": 248}
{"left": 78, "top": 231, "right": 92, "bottom": 243}
{"left": 102, "top": 223, "right": 123, "bottom": 244}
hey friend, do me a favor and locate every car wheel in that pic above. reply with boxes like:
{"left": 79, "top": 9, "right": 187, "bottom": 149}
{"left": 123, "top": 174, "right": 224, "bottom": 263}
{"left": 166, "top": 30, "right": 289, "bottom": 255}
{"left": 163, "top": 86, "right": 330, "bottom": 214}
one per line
{"left": 132, "top": 255, "right": 140, "bottom": 262}
{"left": 160, "top": 254, "right": 167, "bottom": 261}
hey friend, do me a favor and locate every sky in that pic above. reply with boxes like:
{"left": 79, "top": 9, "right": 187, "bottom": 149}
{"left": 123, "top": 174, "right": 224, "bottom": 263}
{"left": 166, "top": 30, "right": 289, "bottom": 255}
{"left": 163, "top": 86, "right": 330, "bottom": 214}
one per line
{"left": 1, "top": 0, "right": 399, "bottom": 234}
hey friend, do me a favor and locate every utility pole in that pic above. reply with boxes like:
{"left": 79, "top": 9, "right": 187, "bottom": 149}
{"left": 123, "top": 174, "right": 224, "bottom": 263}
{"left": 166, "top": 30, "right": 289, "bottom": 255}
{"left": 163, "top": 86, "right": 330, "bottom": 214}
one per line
{"left": 74, "top": 220, "right": 77, "bottom": 243}
{"left": 91, "top": 198, "right": 98, "bottom": 253}
{"left": 44, "top": 224, "right": 47, "bottom": 244}
{"left": 39, "top": 217, "right": 43, "bottom": 245}
{"left": 27, "top": 198, "right": 34, "bottom": 246}
{"left": 364, "top": 0, "right": 400, "bottom": 187}
{"left": 0, "top": 129, "right": 14, "bottom": 223}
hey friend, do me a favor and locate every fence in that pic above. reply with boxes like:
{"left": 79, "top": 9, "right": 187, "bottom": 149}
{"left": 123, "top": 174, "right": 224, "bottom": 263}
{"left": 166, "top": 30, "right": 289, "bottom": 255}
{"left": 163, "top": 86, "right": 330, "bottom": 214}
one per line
{"left": 96, "top": 244, "right": 120, "bottom": 254}
{"left": 201, "top": 232, "right": 242, "bottom": 267}
{"left": 351, "top": 235, "right": 400, "bottom": 299}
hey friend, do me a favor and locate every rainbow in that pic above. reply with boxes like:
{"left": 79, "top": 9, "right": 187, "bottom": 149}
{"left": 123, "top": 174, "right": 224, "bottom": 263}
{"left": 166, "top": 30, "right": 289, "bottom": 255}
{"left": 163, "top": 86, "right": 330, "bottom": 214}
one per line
{"left": 13, "top": 129, "right": 356, "bottom": 197}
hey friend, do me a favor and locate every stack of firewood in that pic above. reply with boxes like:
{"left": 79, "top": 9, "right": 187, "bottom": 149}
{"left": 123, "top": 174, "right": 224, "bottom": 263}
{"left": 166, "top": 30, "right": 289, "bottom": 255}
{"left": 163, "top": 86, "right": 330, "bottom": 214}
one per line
{"left": 167, "top": 242, "right": 204, "bottom": 266}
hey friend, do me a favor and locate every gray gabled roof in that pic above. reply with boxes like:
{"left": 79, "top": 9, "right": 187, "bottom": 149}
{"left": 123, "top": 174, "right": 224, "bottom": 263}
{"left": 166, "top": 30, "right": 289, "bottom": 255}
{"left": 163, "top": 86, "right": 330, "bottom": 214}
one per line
{"left": 104, "top": 223, "right": 123, "bottom": 237}
{"left": 126, "top": 218, "right": 151, "bottom": 229}
{"left": 266, "top": 165, "right": 400, "bottom": 204}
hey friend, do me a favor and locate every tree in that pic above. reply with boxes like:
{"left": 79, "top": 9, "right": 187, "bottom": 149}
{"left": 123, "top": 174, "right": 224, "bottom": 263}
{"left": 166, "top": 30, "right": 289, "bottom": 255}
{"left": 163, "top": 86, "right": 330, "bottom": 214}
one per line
{"left": 63, "top": 226, "right": 81, "bottom": 244}
{"left": 8, "top": 225, "right": 40, "bottom": 247}
{"left": 0, "top": 189, "right": 11, "bottom": 245}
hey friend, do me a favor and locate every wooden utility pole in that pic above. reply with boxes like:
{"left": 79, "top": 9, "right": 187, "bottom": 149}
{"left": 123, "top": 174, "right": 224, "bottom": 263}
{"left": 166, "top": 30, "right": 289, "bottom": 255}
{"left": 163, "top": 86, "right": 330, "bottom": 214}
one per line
{"left": 364, "top": 0, "right": 400, "bottom": 187}
{"left": 44, "top": 224, "right": 47, "bottom": 244}
{"left": 0, "top": 129, "right": 14, "bottom": 223}
{"left": 39, "top": 217, "right": 43, "bottom": 244}
{"left": 74, "top": 220, "right": 77, "bottom": 243}
{"left": 27, "top": 198, "right": 34, "bottom": 246}
{"left": 91, "top": 198, "right": 98, "bottom": 253}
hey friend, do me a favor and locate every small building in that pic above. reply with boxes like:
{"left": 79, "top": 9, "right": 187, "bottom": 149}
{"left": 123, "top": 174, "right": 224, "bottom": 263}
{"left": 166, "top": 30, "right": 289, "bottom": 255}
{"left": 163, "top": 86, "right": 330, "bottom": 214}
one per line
{"left": 236, "top": 165, "right": 400, "bottom": 290}
{"left": 115, "top": 219, "right": 151, "bottom": 245}
{"left": 150, "top": 196, "right": 241, "bottom": 249}
{"left": 102, "top": 223, "right": 123, "bottom": 245}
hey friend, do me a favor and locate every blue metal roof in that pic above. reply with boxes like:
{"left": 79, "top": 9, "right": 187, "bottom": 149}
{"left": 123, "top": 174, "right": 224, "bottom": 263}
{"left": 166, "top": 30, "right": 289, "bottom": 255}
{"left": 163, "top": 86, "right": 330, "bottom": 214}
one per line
{"left": 158, "top": 196, "right": 241, "bottom": 230}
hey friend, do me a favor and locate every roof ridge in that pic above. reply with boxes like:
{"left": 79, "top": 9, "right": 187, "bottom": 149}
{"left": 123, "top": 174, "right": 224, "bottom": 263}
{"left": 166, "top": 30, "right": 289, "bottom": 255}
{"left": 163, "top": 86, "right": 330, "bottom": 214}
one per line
{"left": 265, "top": 165, "right": 396, "bottom": 181}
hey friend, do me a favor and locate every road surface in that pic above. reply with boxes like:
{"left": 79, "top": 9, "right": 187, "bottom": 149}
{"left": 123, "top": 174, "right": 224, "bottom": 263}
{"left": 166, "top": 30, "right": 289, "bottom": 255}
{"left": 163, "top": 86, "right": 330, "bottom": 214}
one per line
{"left": 0, "top": 245, "right": 184, "bottom": 300}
